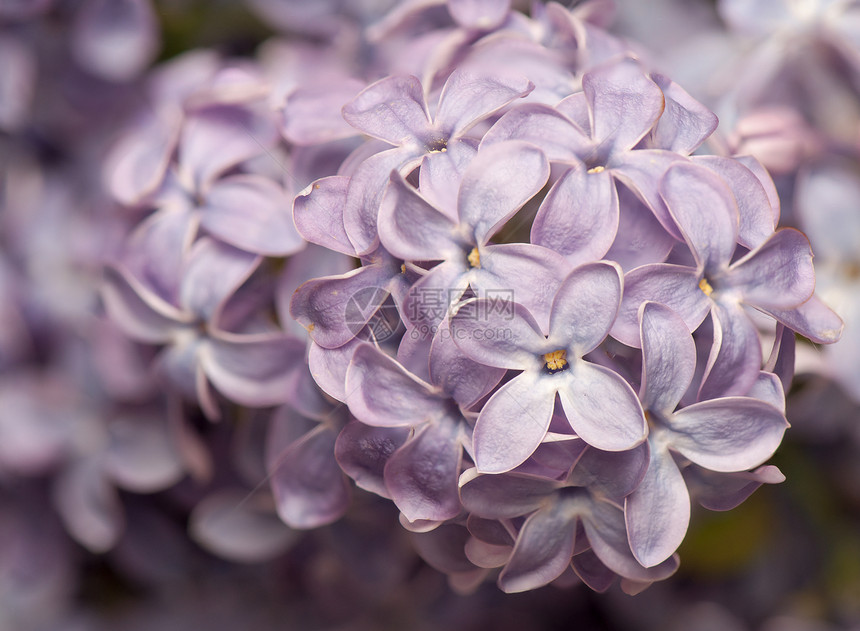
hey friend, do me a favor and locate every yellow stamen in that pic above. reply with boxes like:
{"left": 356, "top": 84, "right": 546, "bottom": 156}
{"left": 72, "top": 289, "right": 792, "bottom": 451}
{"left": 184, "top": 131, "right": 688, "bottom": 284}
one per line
{"left": 587, "top": 165, "right": 605, "bottom": 174}
{"left": 698, "top": 277, "right": 714, "bottom": 297}
{"left": 307, "top": 323, "right": 315, "bottom": 332}
{"left": 468, "top": 247, "right": 481, "bottom": 268}
{"left": 400, "top": 263, "right": 407, "bottom": 274}
{"left": 544, "top": 349, "right": 569, "bottom": 373}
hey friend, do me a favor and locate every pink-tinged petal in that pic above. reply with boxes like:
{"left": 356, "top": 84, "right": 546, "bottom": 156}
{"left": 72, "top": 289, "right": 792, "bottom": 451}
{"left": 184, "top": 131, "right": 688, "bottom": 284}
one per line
{"left": 660, "top": 162, "right": 738, "bottom": 273}
{"left": 691, "top": 464, "right": 785, "bottom": 511}
{"left": 105, "top": 414, "right": 183, "bottom": 493}
{"left": 434, "top": 66, "right": 531, "bottom": 138}
{"left": 473, "top": 372, "right": 556, "bottom": 473}
{"left": 419, "top": 139, "right": 476, "bottom": 214}
{"left": 465, "top": 537, "right": 511, "bottom": 569}
{"left": 467, "top": 513, "right": 515, "bottom": 545}
{"left": 447, "top": 0, "right": 510, "bottom": 29}
{"left": 606, "top": 183, "right": 675, "bottom": 271}
{"left": 200, "top": 333, "right": 305, "bottom": 408}
{"left": 669, "top": 397, "right": 787, "bottom": 472}
{"left": 402, "top": 260, "right": 470, "bottom": 328}
{"left": 735, "top": 155, "right": 781, "bottom": 225}
{"left": 568, "top": 443, "right": 649, "bottom": 500}
{"left": 290, "top": 264, "right": 393, "bottom": 349}
{"left": 335, "top": 419, "right": 410, "bottom": 498}
{"left": 700, "top": 301, "right": 762, "bottom": 400}
{"left": 410, "top": 522, "right": 476, "bottom": 574}
{"left": 293, "top": 176, "right": 357, "bottom": 256}
{"left": 474, "top": 243, "right": 572, "bottom": 333}
{"left": 694, "top": 156, "right": 777, "bottom": 249}
{"left": 0, "top": 36, "right": 35, "bottom": 132}
{"left": 612, "top": 264, "right": 710, "bottom": 348}
{"left": 648, "top": 74, "right": 717, "bottom": 154}
{"left": 557, "top": 362, "right": 647, "bottom": 451}
{"left": 189, "top": 490, "right": 297, "bottom": 563}
{"left": 639, "top": 301, "right": 696, "bottom": 414}
{"left": 610, "top": 149, "right": 687, "bottom": 240}
{"left": 572, "top": 549, "right": 616, "bottom": 593}
{"left": 101, "top": 266, "right": 189, "bottom": 344}
{"left": 624, "top": 440, "right": 689, "bottom": 567}
{"left": 549, "top": 261, "right": 623, "bottom": 354}
{"left": 53, "top": 458, "right": 123, "bottom": 553}
{"left": 307, "top": 339, "right": 359, "bottom": 402}
{"left": 179, "top": 239, "right": 261, "bottom": 321}
{"left": 764, "top": 325, "right": 794, "bottom": 398}
{"left": 459, "top": 468, "right": 561, "bottom": 519}
{"left": 498, "top": 503, "right": 577, "bottom": 593}
{"left": 71, "top": 0, "right": 159, "bottom": 82}
{"left": 384, "top": 418, "right": 463, "bottom": 522}
{"left": 429, "top": 317, "right": 505, "bottom": 407}
{"left": 582, "top": 58, "right": 665, "bottom": 155}
{"left": 763, "top": 296, "right": 844, "bottom": 345}
{"left": 481, "top": 103, "right": 591, "bottom": 161}
{"left": 200, "top": 175, "right": 304, "bottom": 257}
{"left": 457, "top": 141, "right": 549, "bottom": 246}
{"left": 727, "top": 229, "right": 815, "bottom": 310}
{"left": 279, "top": 79, "right": 365, "bottom": 145}
{"left": 532, "top": 165, "right": 618, "bottom": 266}
{"left": 378, "top": 171, "right": 460, "bottom": 261}
{"left": 341, "top": 75, "right": 431, "bottom": 145}
{"left": 450, "top": 299, "right": 546, "bottom": 370}
{"left": 345, "top": 344, "right": 442, "bottom": 428}
{"left": 584, "top": 494, "right": 680, "bottom": 580}
{"left": 106, "top": 112, "right": 178, "bottom": 206}
{"left": 268, "top": 423, "right": 350, "bottom": 529}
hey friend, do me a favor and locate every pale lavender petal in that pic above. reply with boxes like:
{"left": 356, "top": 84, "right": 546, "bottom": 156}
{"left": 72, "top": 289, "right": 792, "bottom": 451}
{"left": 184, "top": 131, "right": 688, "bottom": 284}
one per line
{"left": 796, "top": 160, "right": 860, "bottom": 261}
{"left": 583, "top": 58, "right": 665, "bottom": 155}
{"left": 54, "top": 458, "right": 123, "bottom": 553}
{"left": 648, "top": 74, "right": 717, "bottom": 154}
{"left": 718, "top": 0, "right": 793, "bottom": 35}
{"left": 691, "top": 465, "right": 785, "bottom": 511}
{"left": 268, "top": 424, "right": 350, "bottom": 529}
{"left": 179, "top": 239, "right": 261, "bottom": 321}
{"left": 293, "top": 176, "right": 357, "bottom": 256}
{"left": 279, "top": 79, "right": 365, "bottom": 145}
{"left": 105, "top": 414, "right": 183, "bottom": 493}
{"left": 189, "top": 490, "right": 297, "bottom": 563}
{"left": 549, "top": 261, "right": 623, "bottom": 354}
{"left": 402, "top": 260, "right": 469, "bottom": 328}
{"left": 106, "top": 112, "right": 178, "bottom": 206}
{"left": 335, "top": 420, "right": 410, "bottom": 498}
{"left": 447, "top": 0, "right": 510, "bottom": 29}
{"left": 700, "top": 301, "right": 762, "bottom": 400}
{"left": 345, "top": 343, "right": 442, "bottom": 428}
{"left": 457, "top": 141, "right": 549, "bottom": 245}
{"left": 384, "top": 418, "right": 462, "bottom": 522}
{"left": 498, "top": 503, "right": 577, "bottom": 593}
{"left": 606, "top": 183, "right": 675, "bottom": 271}
{"left": 612, "top": 264, "right": 710, "bottom": 348}
{"left": 624, "top": 441, "right": 689, "bottom": 568}
{"left": 418, "top": 139, "right": 476, "bottom": 213}
{"left": 0, "top": 36, "right": 35, "bottom": 132}
{"left": 639, "top": 301, "right": 696, "bottom": 414}
{"left": 557, "top": 362, "right": 647, "bottom": 451}
{"left": 434, "top": 66, "right": 532, "bottom": 138}
{"left": 341, "top": 75, "right": 431, "bottom": 145}
{"left": 201, "top": 175, "right": 304, "bottom": 257}
{"left": 694, "top": 155, "right": 777, "bottom": 249}
{"left": 532, "top": 165, "right": 618, "bottom": 266}
{"left": 568, "top": 443, "right": 649, "bottom": 500}
{"left": 377, "top": 171, "right": 459, "bottom": 261}
{"left": 459, "top": 468, "right": 561, "bottom": 519}
{"left": 727, "top": 229, "right": 814, "bottom": 310}
{"left": 465, "top": 537, "right": 511, "bottom": 569}
{"left": 572, "top": 549, "right": 616, "bottom": 592}
{"left": 763, "top": 296, "right": 844, "bottom": 344}
{"left": 670, "top": 398, "right": 787, "bottom": 472}
{"left": 200, "top": 333, "right": 305, "bottom": 407}
{"left": 72, "top": 0, "right": 160, "bottom": 82}
{"left": 660, "top": 162, "right": 738, "bottom": 273}
{"left": 480, "top": 103, "right": 591, "bottom": 161}
{"left": 307, "top": 339, "right": 359, "bottom": 402}
{"left": 450, "top": 298, "right": 546, "bottom": 370}
{"left": 473, "top": 372, "right": 556, "bottom": 473}
{"left": 763, "top": 325, "right": 794, "bottom": 398}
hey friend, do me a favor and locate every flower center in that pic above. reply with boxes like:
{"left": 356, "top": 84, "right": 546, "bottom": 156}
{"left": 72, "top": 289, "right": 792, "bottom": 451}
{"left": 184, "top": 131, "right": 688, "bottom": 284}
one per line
{"left": 543, "top": 349, "right": 569, "bottom": 373}
{"left": 468, "top": 247, "right": 481, "bottom": 268}
{"left": 587, "top": 165, "right": 605, "bottom": 174}
{"left": 698, "top": 277, "right": 714, "bottom": 297}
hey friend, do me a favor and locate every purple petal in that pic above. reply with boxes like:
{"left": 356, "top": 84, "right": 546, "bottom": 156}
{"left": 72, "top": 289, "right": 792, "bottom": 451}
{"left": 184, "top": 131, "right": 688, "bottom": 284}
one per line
{"left": 279, "top": 79, "right": 365, "bottom": 145}
{"left": 669, "top": 398, "right": 787, "bottom": 472}
{"left": 459, "top": 468, "right": 562, "bottom": 519}
{"left": 418, "top": 139, "right": 477, "bottom": 213}
{"left": 549, "top": 261, "right": 623, "bottom": 354}
{"left": 105, "top": 414, "right": 183, "bottom": 493}
{"left": 480, "top": 103, "right": 591, "bottom": 161}
{"left": 648, "top": 74, "right": 717, "bottom": 154}
{"left": 583, "top": 58, "right": 665, "bottom": 155}
{"left": 532, "top": 165, "right": 618, "bottom": 266}
{"left": 384, "top": 418, "right": 463, "bottom": 523}
{"left": 402, "top": 260, "right": 469, "bottom": 328}
{"left": 763, "top": 296, "right": 844, "bottom": 345}
{"left": 572, "top": 549, "right": 617, "bottom": 593}
{"left": 345, "top": 344, "right": 443, "bottom": 428}
{"left": 691, "top": 464, "right": 785, "bottom": 511}
{"left": 473, "top": 372, "right": 556, "bottom": 473}
{"left": 106, "top": 112, "right": 178, "bottom": 206}
{"left": 624, "top": 441, "right": 689, "bottom": 568}
{"left": 465, "top": 537, "right": 512, "bottom": 569}
{"left": 568, "top": 443, "right": 649, "bottom": 500}
{"left": 660, "top": 162, "right": 738, "bottom": 273}
{"left": 795, "top": 160, "right": 860, "bottom": 261}
{"left": 307, "top": 339, "right": 359, "bottom": 402}
{"left": 293, "top": 176, "right": 357, "bottom": 256}
{"left": 447, "top": 0, "right": 510, "bottom": 29}
{"left": 606, "top": 183, "right": 676, "bottom": 271}
{"left": 341, "top": 75, "right": 431, "bottom": 145}
{"left": 699, "top": 302, "right": 762, "bottom": 400}
{"left": 639, "top": 301, "right": 696, "bottom": 414}
{"left": 763, "top": 325, "right": 795, "bottom": 397}
{"left": 335, "top": 419, "right": 410, "bottom": 498}
{"left": 457, "top": 141, "right": 549, "bottom": 245}
{"left": 434, "top": 66, "right": 532, "bottom": 138}
{"left": 53, "top": 458, "right": 123, "bottom": 553}
{"left": 557, "top": 362, "right": 647, "bottom": 451}
{"left": 179, "top": 239, "right": 261, "bottom": 322}
{"left": 201, "top": 175, "right": 304, "bottom": 257}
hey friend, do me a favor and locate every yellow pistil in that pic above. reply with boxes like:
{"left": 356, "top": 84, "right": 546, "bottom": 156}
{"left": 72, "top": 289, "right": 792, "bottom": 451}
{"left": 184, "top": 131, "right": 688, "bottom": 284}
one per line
{"left": 698, "top": 277, "right": 714, "bottom": 297}
{"left": 468, "top": 247, "right": 481, "bottom": 268}
{"left": 587, "top": 165, "right": 605, "bottom": 174}
{"left": 544, "top": 349, "right": 569, "bottom": 374}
